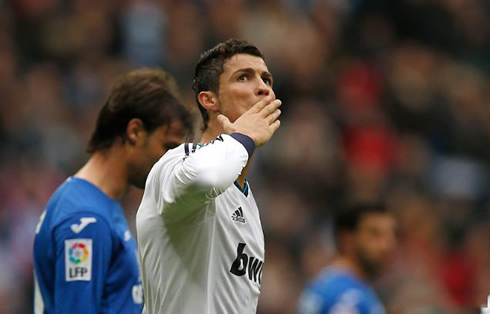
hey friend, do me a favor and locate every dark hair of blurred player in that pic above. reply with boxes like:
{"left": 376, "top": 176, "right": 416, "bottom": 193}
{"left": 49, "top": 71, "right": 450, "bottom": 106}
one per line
{"left": 334, "top": 203, "right": 397, "bottom": 280}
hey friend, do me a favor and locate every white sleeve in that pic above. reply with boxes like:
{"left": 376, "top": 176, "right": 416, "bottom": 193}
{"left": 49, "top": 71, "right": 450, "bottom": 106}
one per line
{"left": 156, "top": 134, "right": 253, "bottom": 220}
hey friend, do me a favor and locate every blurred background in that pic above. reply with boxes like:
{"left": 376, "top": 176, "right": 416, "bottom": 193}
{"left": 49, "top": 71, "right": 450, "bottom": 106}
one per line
{"left": 0, "top": 0, "right": 489, "bottom": 313}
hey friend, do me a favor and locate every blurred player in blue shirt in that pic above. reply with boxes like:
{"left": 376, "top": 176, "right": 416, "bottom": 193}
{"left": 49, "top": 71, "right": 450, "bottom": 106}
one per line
{"left": 298, "top": 203, "right": 397, "bottom": 314}
{"left": 33, "top": 69, "right": 193, "bottom": 313}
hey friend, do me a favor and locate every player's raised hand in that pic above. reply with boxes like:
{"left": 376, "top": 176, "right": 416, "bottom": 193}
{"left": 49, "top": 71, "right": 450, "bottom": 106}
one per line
{"left": 218, "top": 97, "right": 282, "bottom": 147}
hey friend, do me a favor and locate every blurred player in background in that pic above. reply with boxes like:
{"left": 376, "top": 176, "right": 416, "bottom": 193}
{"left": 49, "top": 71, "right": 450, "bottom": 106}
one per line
{"left": 298, "top": 203, "right": 397, "bottom": 314}
{"left": 33, "top": 69, "right": 193, "bottom": 313}
{"left": 136, "top": 39, "right": 281, "bottom": 313}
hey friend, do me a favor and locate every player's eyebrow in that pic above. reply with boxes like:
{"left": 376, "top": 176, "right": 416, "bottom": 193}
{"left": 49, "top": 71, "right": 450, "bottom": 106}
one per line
{"left": 233, "top": 68, "right": 255, "bottom": 76}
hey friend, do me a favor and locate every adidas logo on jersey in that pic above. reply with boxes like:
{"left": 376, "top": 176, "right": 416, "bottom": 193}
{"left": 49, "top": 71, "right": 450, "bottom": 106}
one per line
{"left": 231, "top": 207, "right": 246, "bottom": 224}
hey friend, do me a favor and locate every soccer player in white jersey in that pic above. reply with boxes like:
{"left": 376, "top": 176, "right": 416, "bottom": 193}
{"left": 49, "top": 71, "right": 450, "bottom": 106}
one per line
{"left": 136, "top": 39, "right": 282, "bottom": 313}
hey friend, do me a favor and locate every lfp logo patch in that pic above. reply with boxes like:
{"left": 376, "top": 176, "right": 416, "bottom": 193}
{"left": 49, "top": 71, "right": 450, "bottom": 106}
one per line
{"left": 69, "top": 242, "right": 89, "bottom": 264}
{"left": 65, "top": 239, "right": 92, "bottom": 281}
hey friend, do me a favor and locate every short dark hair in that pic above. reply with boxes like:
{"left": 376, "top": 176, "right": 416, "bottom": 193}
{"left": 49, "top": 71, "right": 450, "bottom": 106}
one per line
{"left": 88, "top": 68, "right": 193, "bottom": 153}
{"left": 192, "top": 38, "right": 264, "bottom": 130}
{"left": 334, "top": 202, "right": 388, "bottom": 248}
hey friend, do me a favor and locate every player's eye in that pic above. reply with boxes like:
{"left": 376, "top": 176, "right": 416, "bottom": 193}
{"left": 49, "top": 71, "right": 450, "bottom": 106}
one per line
{"left": 238, "top": 74, "right": 248, "bottom": 81}
{"left": 263, "top": 77, "right": 273, "bottom": 86}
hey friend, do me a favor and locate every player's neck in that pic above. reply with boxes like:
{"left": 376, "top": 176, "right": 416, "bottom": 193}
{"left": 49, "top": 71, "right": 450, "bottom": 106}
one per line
{"left": 236, "top": 160, "right": 252, "bottom": 188}
{"left": 75, "top": 148, "right": 130, "bottom": 201}
{"left": 332, "top": 256, "right": 369, "bottom": 282}
{"left": 201, "top": 123, "right": 252, "bottom": 188}
{"left": 200, "top": 119, "right": 222, "bottom": 144}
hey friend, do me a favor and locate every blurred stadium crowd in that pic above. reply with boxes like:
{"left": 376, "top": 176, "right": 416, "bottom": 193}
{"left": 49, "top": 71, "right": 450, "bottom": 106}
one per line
{"left": 0, "top": 0, "right": 489, "bottom": 313}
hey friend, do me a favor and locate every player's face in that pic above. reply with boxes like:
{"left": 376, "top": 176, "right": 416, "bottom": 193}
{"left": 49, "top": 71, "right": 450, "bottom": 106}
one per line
{"left": 353, "top": 213, "right": 397, "bottom": 279}
{"left": 130, "top": 120, "right": 186, "bottom": 189}
{"left": 216, "top": 54, "right": 275, "bottom": 122}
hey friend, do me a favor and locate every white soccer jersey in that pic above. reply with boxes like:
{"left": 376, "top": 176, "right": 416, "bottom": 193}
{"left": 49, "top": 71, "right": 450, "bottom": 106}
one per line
{"left": 136, "top": 134, "right": 265, "bottom": 314}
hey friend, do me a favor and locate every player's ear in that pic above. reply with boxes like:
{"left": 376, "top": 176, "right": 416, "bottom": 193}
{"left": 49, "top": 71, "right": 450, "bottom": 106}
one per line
{"left": 126, "top": 118, "right": 145, "bottom": 145}
{"left": 198, "top": 91, "right": 219, "bottom": 114}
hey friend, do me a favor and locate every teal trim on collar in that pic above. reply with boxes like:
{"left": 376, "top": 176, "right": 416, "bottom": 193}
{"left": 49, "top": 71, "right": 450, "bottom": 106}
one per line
{"left": 233, "top": 179, "right": 249, "bottom": 197}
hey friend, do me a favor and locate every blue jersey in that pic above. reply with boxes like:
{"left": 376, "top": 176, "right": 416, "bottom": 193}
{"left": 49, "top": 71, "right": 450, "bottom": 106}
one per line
{"left": 298, "top": 268, "right": 385, "bottom": 314}
{"left": 33, "top": 177, "right": 143, "bottom": 314}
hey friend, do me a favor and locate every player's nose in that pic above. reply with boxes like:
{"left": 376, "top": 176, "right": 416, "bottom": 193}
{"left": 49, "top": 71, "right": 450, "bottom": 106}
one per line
{"left": 256, "top": 80, "right": 273, "bottom": 98}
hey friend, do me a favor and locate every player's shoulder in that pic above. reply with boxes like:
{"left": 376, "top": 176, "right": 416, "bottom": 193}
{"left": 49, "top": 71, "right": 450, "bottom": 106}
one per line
{"left": 151, "top": 142, "right": 204, "bottom": 172}
{"left": 300, "top": 268, "right": 373, "bottom": 314}
{"left": 55, "top": 211, "right": 112, "bottom": 240}
{"left": 144, "top": 143, "right": 191, "bottom": 185}
{"left": 299, "top": 268, "right": 337, "bottom": 314}
{"left": 160, "top": 142, "right": 191, "bottom": 163}
{"left": 156, "top": 135, "right": 240, "bottom": 163}
{"left": 46, "top": 178, "right": 115, "bottom": 228}
{"left": 50, "top": 177, "right": 109, "bottom": 206}
{"left": 163, "top": 135, "right": 238, "bottom": 160}
{"left": 306, "top": 268, "right": 362, "bottom": 297}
